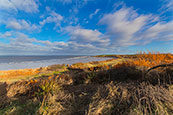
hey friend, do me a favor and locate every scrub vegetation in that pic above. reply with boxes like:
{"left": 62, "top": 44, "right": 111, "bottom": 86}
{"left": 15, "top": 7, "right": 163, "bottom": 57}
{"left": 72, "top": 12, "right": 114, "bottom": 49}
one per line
{"left": 0, "top": 52, "right": 173, "bottom": 115}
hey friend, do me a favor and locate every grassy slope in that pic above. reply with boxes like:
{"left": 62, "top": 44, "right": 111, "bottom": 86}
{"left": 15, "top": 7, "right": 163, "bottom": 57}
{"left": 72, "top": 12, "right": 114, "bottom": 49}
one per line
{"left": 0, "top": 59, "right": 124, "bottom": 82}
{"left": 0, "top": 64, "right": 67, "bottom": 82}
{"left": 0, "top": 53, "right": 173, "bottom": 115}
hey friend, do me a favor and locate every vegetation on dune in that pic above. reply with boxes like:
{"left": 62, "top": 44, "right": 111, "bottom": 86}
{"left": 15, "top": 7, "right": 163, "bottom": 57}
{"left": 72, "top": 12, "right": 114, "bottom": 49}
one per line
{"left": 0, "top": 52, "right": 173, "bottom": 115}
{"left": 0, "top": 69, "right": 40, "bottom": 78}
{"left": 0, "top": 64, "right": 67, "bottom": 82}
{"left": 130, "top": 51, "right": 173, "bottom": 67}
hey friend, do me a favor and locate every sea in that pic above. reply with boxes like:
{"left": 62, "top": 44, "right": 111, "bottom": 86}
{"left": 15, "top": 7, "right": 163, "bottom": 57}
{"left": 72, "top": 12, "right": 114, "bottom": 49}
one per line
{"left": 0, "top": 55, "right": 111, "bottom": 70}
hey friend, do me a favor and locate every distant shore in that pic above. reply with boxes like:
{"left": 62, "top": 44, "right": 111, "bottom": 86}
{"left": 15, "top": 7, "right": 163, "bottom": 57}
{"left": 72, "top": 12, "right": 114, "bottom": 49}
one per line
{"left": 0, "top": 56, "right": 112, "bottom": 71}
{"left": 0, "top": 57, "right": 114, "bottom": 82}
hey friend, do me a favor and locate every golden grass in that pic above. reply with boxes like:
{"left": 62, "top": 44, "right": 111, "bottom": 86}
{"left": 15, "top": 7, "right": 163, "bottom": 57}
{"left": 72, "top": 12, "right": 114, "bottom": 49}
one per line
{"left": 0, "top": 64, "right": 67, "bottom": 82}
{"left": 0, "top": 52, "right": 173, "bottom": 114}
{"left": 1, "top": 52, "right": 172, "bottom": 82}
{"left": 0, "top": 68, "right": 40, "bottom": 82}
{"left": 0, "top": 68, "right": 40, "bottom": 77}
{"left": 69, "top": 58, "right": 124, "bottom": 70}
{"left": 130, "top": 51, "right": 173, "bottom": 68}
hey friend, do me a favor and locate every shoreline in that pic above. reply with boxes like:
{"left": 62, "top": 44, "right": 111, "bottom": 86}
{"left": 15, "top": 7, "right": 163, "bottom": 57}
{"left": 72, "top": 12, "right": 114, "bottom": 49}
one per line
{"left": 0, "top": 53, "right": 172, "bottom": 82}
{"left": 0, "top": 56, "right": 112, "bottom": 71}
{"left": 0, "top": 57, "right": 116, "bottom": 82}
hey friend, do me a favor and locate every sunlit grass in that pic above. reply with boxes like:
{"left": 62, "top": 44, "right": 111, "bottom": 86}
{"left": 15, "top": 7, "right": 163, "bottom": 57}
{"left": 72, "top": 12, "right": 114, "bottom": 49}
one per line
{"left": 0, "top": 52, "right": 172, "bottom": 114}
{"left": 0, "top": 64, "right": 67, "bottom": 82}
{"left": 130, "top": 51, "right": 173, "bottom": 67}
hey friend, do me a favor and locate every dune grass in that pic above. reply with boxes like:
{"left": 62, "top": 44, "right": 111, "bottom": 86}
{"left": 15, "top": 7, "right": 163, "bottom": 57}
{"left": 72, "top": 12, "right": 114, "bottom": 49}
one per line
{"left": 0, "top": 52, "right": 173, "bottom": 115}
{"left": 0, "top": 64, "right": 67, "bottom": 82}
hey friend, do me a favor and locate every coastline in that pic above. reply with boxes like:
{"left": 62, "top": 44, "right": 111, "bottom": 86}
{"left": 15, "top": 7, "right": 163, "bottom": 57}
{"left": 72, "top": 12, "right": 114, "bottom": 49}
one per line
{"left": 0, "top": 56, "right": 112, "bottom": 71}
{"left": 0, "top": 53, "right": 173, "bottom": 114}
{"left": 0, "top": 57, "right": 115, "bottom": 82}
{"left": 1, "top": 53, "right": 172, "bottom": 82}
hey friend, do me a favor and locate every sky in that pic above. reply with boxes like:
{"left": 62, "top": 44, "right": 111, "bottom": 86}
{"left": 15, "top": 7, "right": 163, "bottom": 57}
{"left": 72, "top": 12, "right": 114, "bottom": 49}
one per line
{"left": 0, "top": 0, "right": 172, "bottom": 55}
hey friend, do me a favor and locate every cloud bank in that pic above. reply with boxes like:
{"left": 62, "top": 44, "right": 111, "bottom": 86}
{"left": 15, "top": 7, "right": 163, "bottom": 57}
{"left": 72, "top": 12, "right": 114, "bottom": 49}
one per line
{"left": 0, "top": 0, "right": 172, "bottom": 55}
{"left": 0, "top": 0, "right": 39, "bottom": 13}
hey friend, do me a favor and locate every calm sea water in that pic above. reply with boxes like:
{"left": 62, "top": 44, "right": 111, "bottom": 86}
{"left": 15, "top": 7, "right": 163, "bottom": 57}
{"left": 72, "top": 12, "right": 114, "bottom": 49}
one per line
{"left": 0, "top": 56, "right": 111, "bottom": 70}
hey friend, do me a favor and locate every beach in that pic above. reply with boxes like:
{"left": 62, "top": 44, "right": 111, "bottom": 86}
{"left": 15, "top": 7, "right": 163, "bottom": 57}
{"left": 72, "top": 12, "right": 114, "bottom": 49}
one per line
{"left": 0, "top": 56, "right": 111, "bottom": 70}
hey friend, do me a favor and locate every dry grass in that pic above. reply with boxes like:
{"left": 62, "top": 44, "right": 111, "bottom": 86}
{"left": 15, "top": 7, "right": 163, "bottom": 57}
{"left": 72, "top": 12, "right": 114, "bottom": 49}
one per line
{"left": 0, "top": 64, "right": 67, "bottom": 82}
{"left": 0, "top": 52, "right": 173, "bottom": 115}
{"left": 0, "top": 69, "right": 40, "bottom": 82}
{"left": 88, "top": 82, "right": 173, "bottom": 115}
{"left": 0, "top": 69, "right": 40, "bottom": 78}
{"left": 130, "top": 51, "right": 173, "bottom": 67}
{"left": 68, "top": 58, "right": 124, "bottom": 71}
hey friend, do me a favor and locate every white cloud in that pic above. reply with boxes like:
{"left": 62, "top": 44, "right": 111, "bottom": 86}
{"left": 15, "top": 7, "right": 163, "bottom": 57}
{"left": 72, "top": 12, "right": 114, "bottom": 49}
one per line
{"left": 66, "top": 0, "right": 91, "bottom": 15}
{"left": 0, "top": 30, "right": 110, "bottom": 55}
{"left": 13, "top": 32, "right": 67, "bottom": 48}
{"left": 4, "top": 31, "right": 12, "bottom": 37}
{"left": 0, "top": 0, "right": 16, "bottom": 11}
{"left": 140, "top": 21, "right": 173, "bottom": 43}
{"left": 113, "top": 1, "right": 125, "bottom": 10}
{"left": 6, "top": 19, "right": 40, "bottom": 32}
{"left": 56, "top": 0, "right": 72, "bottom": 4}
{"left": 0, "top": 0, "right": 39, "bottom": 13}
{"left": 6, "top": 20, "right": 22, "bottom": 30}
{"left": 0, "top": 32, "right": 68, "bottom": 54}
{"left": 1, "top": 2, "right": 172, "bottom": 55}
{"left": 99, "top": 7, "right": 173, "bottom": 47}
{"left": 167, "top": 0, "right": 173, "bottom": 11}
{"left": 89, "top": 9, "right": 100, "bottom": 19}
{"left": 0, "top": 31, "right": 104, "bottom": 55}
{"left": 57, "top": 0, "right": 90, "bottom": 5}
{"left": 40, "top": 11, "right": 63, "bottom": 29}
{"left": 99, "top": 7, "right": 150, "bottom": 46}
{"left": 62, "top": 0, "right": 93, "bottom": 25}
{"left": 160, "top": 0, "right": 173, "bottom": 12}
{"left": 0, "top": 31, "right": 12, "bottom": 38}
{"left": 65, "top": 26, "right": 109, "bottom": 47}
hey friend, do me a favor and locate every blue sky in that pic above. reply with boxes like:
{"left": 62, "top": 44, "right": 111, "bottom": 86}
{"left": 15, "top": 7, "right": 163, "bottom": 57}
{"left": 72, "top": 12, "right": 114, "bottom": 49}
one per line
{"left": 0, "top": 0, "right": 172, "bottom": 55}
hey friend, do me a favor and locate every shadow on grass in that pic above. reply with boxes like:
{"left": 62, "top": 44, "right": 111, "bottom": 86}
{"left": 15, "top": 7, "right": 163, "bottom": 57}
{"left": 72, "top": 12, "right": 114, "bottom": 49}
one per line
{"left": 68, "top": 63, "right": 173, "bottom": 85}
{"left": 68, "top": 65, "right": 144, "bottom": 85}
{"left": 0, "top": 81, "right": 40, "bottom": 115}
{"left": 0, "top": 82, "right": 8, "bottom": 108}
{"left": 0, "top": 63, "right": 172, "bottom": 114}
{"left": 59, "top": 64, "right": 173, "bottom": 114}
